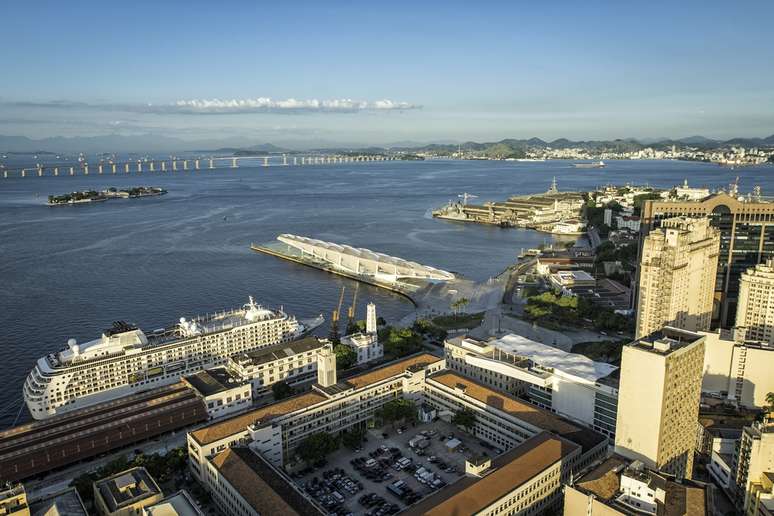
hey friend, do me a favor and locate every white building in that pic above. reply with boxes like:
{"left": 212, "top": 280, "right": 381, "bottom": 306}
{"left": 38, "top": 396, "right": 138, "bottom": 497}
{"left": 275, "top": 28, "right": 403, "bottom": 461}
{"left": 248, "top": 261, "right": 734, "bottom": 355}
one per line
{"left": 183, "top": 367, "right": 252, "bottom": 420}
{"left": 340, "top": 303, "right": 382, "bottom": 364}
{"left": 444, "top": 335, "right": 619, "bottom": 438}
{"left": 735, "top": 258, "right": 774, "bottom": 345}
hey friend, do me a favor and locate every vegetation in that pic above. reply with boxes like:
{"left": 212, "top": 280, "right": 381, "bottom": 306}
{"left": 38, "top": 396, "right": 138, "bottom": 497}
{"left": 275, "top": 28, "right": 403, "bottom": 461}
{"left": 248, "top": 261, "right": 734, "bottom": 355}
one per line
{"left": 296, "top": 432, "right": 339, "bottom": 465}
{"left": 585, "top": 200, "right": 624, "bottom": 237}
{"left": 595, "top": 241, "right": 638, "bottom": 270}
{"left": 272, "top": 381, "right": 294, "bottom": 400}
{"left": 71, "top": 448, "right": 189, "bottom": 508}
{"left": 341, "top": 425, "right": 367, "bottom": 449}
{"left": 375, "top": 398, "right": 417, "bottom": 426}
{"left": 571, "top": 340, "right": 627, "bottom": 363}
{"left": 378, "top": 326, "right": 423, "bottom": 358}
{"left": 451, "top": 408, "right": 477, "bottom": 432}
{"left": 450, "top": 297, "right": 470, "bottom": 315}
{"left": 524, "top": 290, "right": 632, "bottom": 332}
{"left": 766, "top": 392, "right": 774, "bottom": 417}
{"left": 429, "top": 312, "right": 484, "bottom": 331}
{"left": 333, "top": 343, "right": 357, "bottom": 370}
{"left": 412, "top": 318, "right": 448, "bottom": 342}
{"left": 632, "top": 192, "right": 662, "bottom": 215}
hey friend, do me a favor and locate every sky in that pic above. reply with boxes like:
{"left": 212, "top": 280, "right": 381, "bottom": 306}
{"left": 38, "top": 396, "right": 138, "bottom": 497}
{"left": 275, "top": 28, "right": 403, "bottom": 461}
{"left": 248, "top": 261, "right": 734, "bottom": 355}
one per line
{"left": 2, "top": 0, "right": 774, "bottom": 148}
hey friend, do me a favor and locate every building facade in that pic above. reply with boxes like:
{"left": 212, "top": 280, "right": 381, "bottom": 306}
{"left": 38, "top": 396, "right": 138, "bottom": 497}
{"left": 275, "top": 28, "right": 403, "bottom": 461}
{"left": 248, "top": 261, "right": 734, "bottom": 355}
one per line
{"left": 635, "top": 217, "right": 720, "bottom": 338}
{"left": 614, "top": 328, "right": 705, "bottom": 479}
{"left": 735, "top": 258, "right": 774, "bottom": 345}
{"left": 734, "top": 420, "right": 774, "bottom": 513}
{"left": 641, "top": 192, "right": 774, "bottom": 327}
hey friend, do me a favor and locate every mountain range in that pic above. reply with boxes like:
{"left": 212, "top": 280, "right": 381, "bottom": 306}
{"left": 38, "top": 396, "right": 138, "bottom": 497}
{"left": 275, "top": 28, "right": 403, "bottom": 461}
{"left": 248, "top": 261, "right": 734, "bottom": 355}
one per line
{"left": 1, "top": 133, "right": 773, "bottom": 154}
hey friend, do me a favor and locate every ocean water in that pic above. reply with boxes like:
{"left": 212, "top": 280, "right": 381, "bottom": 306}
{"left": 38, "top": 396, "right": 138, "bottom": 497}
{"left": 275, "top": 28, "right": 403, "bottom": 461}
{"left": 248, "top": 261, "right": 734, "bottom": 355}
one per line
{"left": 0, "top": 158, "right": 771, "bottom": 425}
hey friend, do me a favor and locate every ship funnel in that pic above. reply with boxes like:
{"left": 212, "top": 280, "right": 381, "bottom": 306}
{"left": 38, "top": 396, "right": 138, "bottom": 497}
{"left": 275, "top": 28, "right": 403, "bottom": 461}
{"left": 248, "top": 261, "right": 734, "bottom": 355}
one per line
{"left": 68, "top": 338, "right": 80, "bottom": 356}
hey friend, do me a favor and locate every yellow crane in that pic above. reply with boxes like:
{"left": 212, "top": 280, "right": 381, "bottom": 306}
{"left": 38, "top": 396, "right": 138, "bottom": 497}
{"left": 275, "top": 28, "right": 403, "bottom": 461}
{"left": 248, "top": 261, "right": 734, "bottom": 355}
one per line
{"left": 347, "top": 283, "right": 359, "bottom": 330}
{"left": 329, "top": 286, "right": 346, "bottom": 342}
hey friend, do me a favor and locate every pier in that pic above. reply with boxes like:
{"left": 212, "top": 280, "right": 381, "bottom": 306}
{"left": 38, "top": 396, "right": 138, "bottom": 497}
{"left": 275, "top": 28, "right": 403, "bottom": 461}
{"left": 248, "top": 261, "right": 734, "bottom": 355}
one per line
{"left": 0, "top": 154, "right": 398, "bottom": 179}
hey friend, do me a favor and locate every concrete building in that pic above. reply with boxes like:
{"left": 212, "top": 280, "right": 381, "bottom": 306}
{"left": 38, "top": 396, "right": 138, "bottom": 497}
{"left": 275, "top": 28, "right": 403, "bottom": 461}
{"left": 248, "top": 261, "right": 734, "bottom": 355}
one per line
{"left": 227, "top": 337, "right": 329, "bottom": 396}
{"left": 142, "top": 490, "right": 204, "bottom": 516}
{"left": 641, "top": 192, "right": 774, "bottom": 326}
{"left": 0, "top": 484, "right": 29, "bottom": 516}
{"left": 405, "top": 432, "right": 580, "bottom": 516}
{"left": 735, "top": 258, "right": 774, "bottom": 345}
{"left": 93, "top": 467, "right": 164, "bottom": 516}
{"left": 635, "top": 217, "right": 719, "bottom": 338}
{"left": 746, "top": 472, "right": 774, "bottom": 516}
{"left": 563, "top": 456, "right": 710, "bottom": 515}
{"left": 700, "top": 329, "right": 774, "bottom": 409}
{"left": 444, "top": 335, "right": 620, "bottom": 438}
{"left": 549, "top": 269, "right": 596, "bottom": 291}
{"left": 183, "top": 367, "right": 252, "bottom": 419}
{"left": 28, "top": 488, "right": 88, "bottom": 516}
{"left": 734, "top": 420, "right": 774, "bottom": 512}
{"left": 614, "top": 328, "right": 705, "bottom": 479}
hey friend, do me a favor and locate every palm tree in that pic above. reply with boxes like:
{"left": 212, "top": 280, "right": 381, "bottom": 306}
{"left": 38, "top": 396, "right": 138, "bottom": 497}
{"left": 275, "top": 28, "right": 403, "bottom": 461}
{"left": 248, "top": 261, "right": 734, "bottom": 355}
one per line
{"left": 766, "top": 392, "right": 774, "bottom": 419}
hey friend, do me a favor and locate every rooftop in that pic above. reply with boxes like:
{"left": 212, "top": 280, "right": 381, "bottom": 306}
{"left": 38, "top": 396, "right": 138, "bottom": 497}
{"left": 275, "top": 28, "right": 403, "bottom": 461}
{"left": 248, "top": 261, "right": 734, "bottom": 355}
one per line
{"left": 210, "top": 447, "right": 323, "bottom": 515}
{"left": 94, "top": 467, "right": 162, "bottom": 512}
{"left": 183, "top": 367, "right": 245, "bottom": 397}
{"left": 428, "top": 371, "right": 606, "bottom": 453}
{"left": 28, "top": 488, "right": 88, "bottom": 516}
{"left": 404, "top": 432, "right": 579, "bottom": 516}
{"left": 230, "top": 336, "right": 327, "bottom": 367}
{"left": 631, "top": 326, "right": 704, "bottom": 355}
{"left": 487, "top": 333, "right": 618, "bottom": 383}
{"left": 344, "top": 353, "right": 442, "bottom": 390}
{"left": 143, "top": 490, "right": 203, "bottom": 516}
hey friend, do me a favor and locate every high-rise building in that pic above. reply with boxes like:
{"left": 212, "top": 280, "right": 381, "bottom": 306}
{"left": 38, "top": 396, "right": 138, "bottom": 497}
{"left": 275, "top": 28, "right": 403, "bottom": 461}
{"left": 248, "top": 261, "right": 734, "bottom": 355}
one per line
{"left": 635, "top": 217, "right": 720, "bottom": 338}
{"left": 732, "top": 420, "right": 774, "bottom": 513}
{"left": 735, "top": 258, "right": 774, "bottom": 344}
{"left": 614, "top": 327, "right": 705, "bottom": 479}
{"left": 641, "top": 191, "right": 774, "bottom": 326}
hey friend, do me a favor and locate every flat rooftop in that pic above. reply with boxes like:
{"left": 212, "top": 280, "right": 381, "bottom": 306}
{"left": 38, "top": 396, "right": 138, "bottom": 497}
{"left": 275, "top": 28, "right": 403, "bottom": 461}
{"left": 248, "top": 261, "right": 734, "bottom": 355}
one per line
{"left": 631, "top": 326, "right": 704, "bottom": 355}
{"left": 184, "top": 367, "right": 245, "bottom": 397}
{"left": 487, "top": 333, "right": 618, "bottom": 383}
{"left": 95, "top": 467, "right": 161, "bottom": 512}
{"left": 429, "top": 371, "right": 607, "bottom": 453}
{"left": 143, "top": 490, "right": 203, "bottom": 516}
{"left": 29, "top": 487, "right": 88, "bottom": 516}
{"left": 231, "top": 336, "right": 326, "bottom": 367}
{"left": 404, "top": 432, "right": 579, "bottom": 516}
{"left": 210, "top": 447, "right": 323, "bottom": 515}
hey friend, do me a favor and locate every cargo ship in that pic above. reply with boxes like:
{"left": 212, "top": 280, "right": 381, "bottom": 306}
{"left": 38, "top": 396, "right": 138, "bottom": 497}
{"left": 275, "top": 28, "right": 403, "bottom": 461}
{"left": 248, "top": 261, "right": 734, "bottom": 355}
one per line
{"left": 573, "top": 161, "right": 606, "bottom": 169}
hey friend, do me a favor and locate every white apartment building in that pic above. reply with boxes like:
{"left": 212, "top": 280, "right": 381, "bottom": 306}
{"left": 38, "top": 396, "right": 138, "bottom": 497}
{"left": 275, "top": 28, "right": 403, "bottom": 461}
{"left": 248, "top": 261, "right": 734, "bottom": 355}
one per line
{"left": 635, "top": 216, "right": 720, "bottom": 338}
{"left": 735, "top": 258, "right": 774, "bottom": 345}
{"left": 734, "top": 420, "right": 774, "bottom": 513}
{"left": 614, "top": 327, "right": 705, "bottom": 479}
{"left": 444, "top": 335, "right": 620, "bottom": 438}
{"left": 701, "top": 329, "right": 774, "bottom": 409}
{"left": 182, "top": 367, "right": 252, "bottom": 420}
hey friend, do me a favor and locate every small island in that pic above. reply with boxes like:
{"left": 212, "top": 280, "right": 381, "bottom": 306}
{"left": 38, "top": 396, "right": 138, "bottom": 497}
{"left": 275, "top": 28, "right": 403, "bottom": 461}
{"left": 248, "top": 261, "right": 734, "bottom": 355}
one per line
{"left": 47, "top": 186, "right": 167, "bottom": 206}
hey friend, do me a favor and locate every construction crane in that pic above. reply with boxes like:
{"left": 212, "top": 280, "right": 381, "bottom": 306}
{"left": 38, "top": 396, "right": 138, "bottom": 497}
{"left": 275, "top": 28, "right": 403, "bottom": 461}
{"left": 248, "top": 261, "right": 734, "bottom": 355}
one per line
{"left": 329, "top": 286, "right": 346, "bottom": 343}
{"left": 347, "top": 283, "right": 359, "bottom": 333}
{"left": 458, "top": 192, "right": 478, "bottom": 205}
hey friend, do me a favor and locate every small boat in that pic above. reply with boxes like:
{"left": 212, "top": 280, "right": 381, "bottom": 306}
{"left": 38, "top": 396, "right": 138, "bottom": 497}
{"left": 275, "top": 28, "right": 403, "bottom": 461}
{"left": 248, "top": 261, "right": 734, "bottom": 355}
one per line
{"left": 574, "top": 161, "right": 605, "bottom": 169}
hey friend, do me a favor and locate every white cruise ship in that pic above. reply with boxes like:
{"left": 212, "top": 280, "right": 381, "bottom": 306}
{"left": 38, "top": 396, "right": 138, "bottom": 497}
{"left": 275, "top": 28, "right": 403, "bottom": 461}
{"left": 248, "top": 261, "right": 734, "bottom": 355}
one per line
{"left": 24, "top": 297, "right": 320, "bottom": 419}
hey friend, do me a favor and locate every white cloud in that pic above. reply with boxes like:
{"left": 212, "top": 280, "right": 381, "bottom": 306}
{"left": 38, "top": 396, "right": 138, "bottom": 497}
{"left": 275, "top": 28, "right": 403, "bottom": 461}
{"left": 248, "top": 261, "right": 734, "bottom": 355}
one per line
{"left": 167, "top": 97, "right": 420, "bottom": 114}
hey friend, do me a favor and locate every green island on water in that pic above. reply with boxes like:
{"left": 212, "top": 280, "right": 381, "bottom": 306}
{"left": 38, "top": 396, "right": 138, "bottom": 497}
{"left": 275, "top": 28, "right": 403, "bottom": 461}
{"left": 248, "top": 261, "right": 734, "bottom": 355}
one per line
{"left": 47, "top": 186, "right": 167, "bottom": 206}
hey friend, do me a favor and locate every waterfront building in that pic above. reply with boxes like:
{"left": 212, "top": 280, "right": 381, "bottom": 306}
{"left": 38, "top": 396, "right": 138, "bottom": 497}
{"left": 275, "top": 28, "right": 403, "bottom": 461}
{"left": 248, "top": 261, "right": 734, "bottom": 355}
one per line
{"left": 733, "top": 420, "right": 774, "bottom": 512}
{"left": 563, "top": 456, "right": 710, "bottom": 515}
{"left": 700, "top": 329, "right": 774, "bottom": 409}
{"left": 614, "top": 328, "right": 705, "bottom": 479}
{"left": 444, "top": 335, "right": 620, "bottom": 438}
{"left": 641, "top": 191, "right": 774, "bottom": 326}
{"left": 142, "top": 490, "right": 204, "bottom": 516}
{"left": 24, "top": 297, "right": 310, "bottom": 419}
{"left": 93, "top": 467, "right": 163, "bottom": 516}
{"left": 0, "top": 484, "right": 29, "bottom": 516}
{"left": 341, "top": 302, "right": 383, "bottom": 364}
{"left": 735, "top": 258, "right": 774, "bottom": 345}
{"left": 549, "top": 269, "right": 596, "bottom": 292}
{"left": 635, "top": 217, "right": 719, "bottom": 338}
{"left": 535, "top": 247, "right": 595, "bottom": 275}
{"left": 404, "top": 432, "right": 580, "bottom": 516}
{"left": 183, "top": 367, "right": 252, "bottom": 420}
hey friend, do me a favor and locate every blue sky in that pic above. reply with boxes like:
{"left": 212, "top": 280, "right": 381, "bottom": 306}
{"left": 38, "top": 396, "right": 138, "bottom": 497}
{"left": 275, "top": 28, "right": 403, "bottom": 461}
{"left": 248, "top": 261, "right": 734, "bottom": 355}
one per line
{"left": 2, "top": 1, "right": 774, "bottom": 146}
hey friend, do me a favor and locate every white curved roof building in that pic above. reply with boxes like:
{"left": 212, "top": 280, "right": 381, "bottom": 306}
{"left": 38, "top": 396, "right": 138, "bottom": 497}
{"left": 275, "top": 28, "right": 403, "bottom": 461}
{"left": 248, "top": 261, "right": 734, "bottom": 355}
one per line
{"left": 277, "top": 234, "right": 454, "bottom": 282}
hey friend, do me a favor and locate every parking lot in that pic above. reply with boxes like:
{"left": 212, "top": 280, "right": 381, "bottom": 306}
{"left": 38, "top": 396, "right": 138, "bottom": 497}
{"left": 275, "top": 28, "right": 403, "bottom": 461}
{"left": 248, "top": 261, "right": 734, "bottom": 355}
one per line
{"left": 292, "top": 419, "right": 492, "bottom": 516}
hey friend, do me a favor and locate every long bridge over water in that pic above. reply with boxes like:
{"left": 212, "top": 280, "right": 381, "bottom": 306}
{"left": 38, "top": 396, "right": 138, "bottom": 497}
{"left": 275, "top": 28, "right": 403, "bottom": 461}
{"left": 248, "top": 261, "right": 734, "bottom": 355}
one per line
{"left": 0, "top": 153, "right": 397, "bottom": 179}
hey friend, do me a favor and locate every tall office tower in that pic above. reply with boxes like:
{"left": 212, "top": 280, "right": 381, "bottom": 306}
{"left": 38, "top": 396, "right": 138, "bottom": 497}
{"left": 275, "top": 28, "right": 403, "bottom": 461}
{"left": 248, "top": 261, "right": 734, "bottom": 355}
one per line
{"left": 641, "top": 190, "right": 774, "bottom": 326}
{"left": 635, "top": 217, "right": 720, "bottom": 338}
{"left": 734, "top": 258, "right": 774, "bottom": 344}
{"left": 614, "top": 328, "right": 705, "bottom": 479}
{"left": 366, "top": 302, "right": 377, "bottom": 334}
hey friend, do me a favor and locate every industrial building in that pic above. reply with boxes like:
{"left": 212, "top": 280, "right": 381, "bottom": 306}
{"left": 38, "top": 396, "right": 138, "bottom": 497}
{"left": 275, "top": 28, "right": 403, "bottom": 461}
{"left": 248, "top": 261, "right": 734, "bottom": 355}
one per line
{"left": 0, "top": 382, "right": 207, "bottom": 484}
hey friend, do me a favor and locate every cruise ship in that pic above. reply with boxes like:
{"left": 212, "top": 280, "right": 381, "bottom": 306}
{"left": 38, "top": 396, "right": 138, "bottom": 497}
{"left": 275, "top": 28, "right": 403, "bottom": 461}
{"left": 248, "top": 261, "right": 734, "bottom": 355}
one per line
{"left": 24, "top": 297, "right": 322, "bottom": 419}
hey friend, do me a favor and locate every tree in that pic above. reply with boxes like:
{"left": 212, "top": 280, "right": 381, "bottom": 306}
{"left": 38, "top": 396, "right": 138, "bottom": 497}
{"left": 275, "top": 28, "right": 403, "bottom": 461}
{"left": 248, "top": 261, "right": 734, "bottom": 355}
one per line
{"left": 450, "top": 297, "right": 470, "bottom": 316}
{"left": 452, "top": 409, "right": 477, "bottom": 432}
{"left": 382, "top": 326, "right": 423, "bottom": 358}
{"left": 341, "top": 426, "right": 367, "bottom": 449}
{"left": 766, "top": 392, "right": 774, "bottom": 417}
{"left": 333, "top": 343, "right": 357, "bottom": 370}
{"left": 376, "top": 398, "right": 417, "bottom": 427}
{"left": 296, "top": 432, "right": 339, "bottom": 465}
{"left": 272, "top": 381, "right": 294, "bottom": 400}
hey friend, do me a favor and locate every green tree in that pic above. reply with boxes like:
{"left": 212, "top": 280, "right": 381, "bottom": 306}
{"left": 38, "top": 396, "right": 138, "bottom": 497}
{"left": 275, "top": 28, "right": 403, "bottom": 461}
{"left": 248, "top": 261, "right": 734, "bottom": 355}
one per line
{"left": 272, "top": 381, "right": 294, "bottom": 400}
{"left": 296, "top": 432, "right": 339, "bottom": 465}
{"left": 766, "top": 392, "right": 774, "bottom": 416}
{"left": 376, "top": 399, "right": 417, "bottom": 426}
{"left": 341, "top": 426, "right": 367, "bottom": 449}
{"left": 452, "top": 408, "right": 477, "bottom": 432}
{"left": 333, "top": 343, "right": 357, "bottom": 370}
{"left": 382, "top": 326, "right": 423, "bottom": 358}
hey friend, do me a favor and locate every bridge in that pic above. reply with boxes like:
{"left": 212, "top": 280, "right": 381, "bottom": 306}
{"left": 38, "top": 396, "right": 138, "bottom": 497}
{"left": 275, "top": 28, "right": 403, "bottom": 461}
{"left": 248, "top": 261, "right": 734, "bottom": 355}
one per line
{"left": 0, "top": 153, "right": 398, "bottom": 179}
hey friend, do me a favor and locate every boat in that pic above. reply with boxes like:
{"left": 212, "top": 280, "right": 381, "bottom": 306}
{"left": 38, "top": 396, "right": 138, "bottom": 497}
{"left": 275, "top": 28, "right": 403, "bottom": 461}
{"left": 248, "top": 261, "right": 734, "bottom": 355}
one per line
{"left": 573, "top": 161, "right": 606, "bottom": 169}
{"left": 23, "top": 297, "right": 312, "bottom": 419}
{"left": 515, "top": 158, "right": 546, "bottom": 162}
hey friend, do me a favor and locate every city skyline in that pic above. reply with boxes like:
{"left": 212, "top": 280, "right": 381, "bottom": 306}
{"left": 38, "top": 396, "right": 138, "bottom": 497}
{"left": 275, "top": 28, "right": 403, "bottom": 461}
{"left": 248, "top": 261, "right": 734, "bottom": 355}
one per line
{"left": 3, "top": 1, "right": 774, "bottom": 146}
